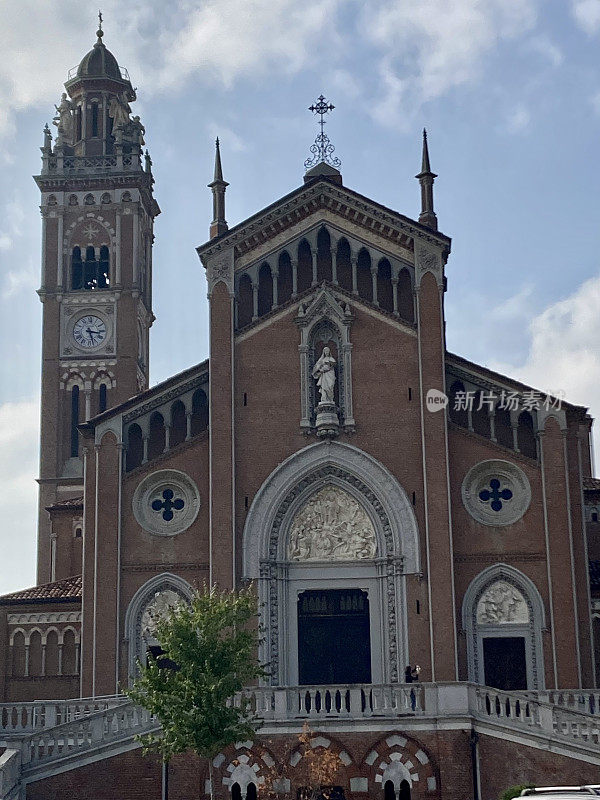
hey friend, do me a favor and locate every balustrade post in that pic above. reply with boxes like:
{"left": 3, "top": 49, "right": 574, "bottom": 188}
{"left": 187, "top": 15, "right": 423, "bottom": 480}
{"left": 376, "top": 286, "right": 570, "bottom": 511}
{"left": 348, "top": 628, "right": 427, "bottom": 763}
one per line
{"left": 349, "top": 688, "right": 363, "bottom": 716}
{"left": 274, "top": 689, "right": 288, "bottom": 720}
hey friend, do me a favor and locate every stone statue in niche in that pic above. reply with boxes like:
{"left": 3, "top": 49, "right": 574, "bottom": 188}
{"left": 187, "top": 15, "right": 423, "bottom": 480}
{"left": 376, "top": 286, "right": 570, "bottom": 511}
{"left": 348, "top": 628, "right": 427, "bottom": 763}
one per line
{"left": 109, "top": 92, "right": 132, "bottom": 131}
{"left": 141, "top": 589, "right": 182, "bottom": 642}
{"left": 476, "top": 581, "right": 529, "bottom": 625}
{"left": 312, "top": 345, "right": 339, "bottom": 436}
{"left": 312, "top": 346, "right": 336, "bottom": 403}
{"left": 288, "top": 485, "right": 377, "bottom": 561}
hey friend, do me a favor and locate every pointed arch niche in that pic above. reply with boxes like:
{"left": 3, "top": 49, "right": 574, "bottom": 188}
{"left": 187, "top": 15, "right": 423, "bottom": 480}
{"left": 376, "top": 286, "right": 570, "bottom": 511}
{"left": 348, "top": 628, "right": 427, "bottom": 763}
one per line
{"left": 295, "top": 287, "right": 355, "bottom": 432}
{"left": 124, "top": 572, "right": 193, "bottom": 682}
{"left": 243, "top": 441, "right": 420, "bottom": 686}
{"left": 462, "top": 564, "right": 546, "bottom": 690}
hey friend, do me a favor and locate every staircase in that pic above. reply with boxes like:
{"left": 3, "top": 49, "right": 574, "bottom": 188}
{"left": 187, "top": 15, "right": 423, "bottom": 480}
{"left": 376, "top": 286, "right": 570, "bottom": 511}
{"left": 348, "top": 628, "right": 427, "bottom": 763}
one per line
{"left": 1, "top": 684, "right": 600, "bottom": 798}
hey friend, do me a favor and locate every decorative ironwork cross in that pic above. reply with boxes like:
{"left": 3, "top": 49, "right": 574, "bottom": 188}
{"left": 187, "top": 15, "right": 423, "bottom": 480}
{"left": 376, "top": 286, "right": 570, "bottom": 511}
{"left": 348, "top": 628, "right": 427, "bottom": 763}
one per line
{"left": 309, "top": 95, "right": 335, "bottom": 138}
{"left": 478, "top": 479, "right": 513, "bottom": 512}
{"left": 304, "top": 94, "right": 341, "bottom": 171}
{"left": 151, "top": 489, "right": 185, "bottom": 521}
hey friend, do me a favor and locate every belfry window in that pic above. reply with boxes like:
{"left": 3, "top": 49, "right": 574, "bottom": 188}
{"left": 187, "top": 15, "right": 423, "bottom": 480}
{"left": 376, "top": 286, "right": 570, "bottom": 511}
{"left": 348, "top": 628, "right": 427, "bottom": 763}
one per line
{"left": 98, "top": 383, "right": 107, "bottom": 413}
{"left": 72, "top": 245, "right": 110, "bottom": 290}
{"left": 91, "top": 103, "right": 99, "bottom": 137}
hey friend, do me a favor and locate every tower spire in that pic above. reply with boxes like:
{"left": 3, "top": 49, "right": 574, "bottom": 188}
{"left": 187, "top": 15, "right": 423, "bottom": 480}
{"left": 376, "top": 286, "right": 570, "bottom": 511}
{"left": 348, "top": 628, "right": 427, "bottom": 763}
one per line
{"left": 416, "top": 128, "right": 438, "bottom": 231}
{"left": 208, "top": 137, "right": 229, "bottom": 239}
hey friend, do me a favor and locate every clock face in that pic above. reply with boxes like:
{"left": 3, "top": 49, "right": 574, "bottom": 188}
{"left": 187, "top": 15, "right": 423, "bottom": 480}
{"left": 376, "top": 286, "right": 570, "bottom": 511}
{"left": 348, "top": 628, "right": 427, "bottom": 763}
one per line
{"left": 72, "top": 314, "right": 107, "bottom": 349}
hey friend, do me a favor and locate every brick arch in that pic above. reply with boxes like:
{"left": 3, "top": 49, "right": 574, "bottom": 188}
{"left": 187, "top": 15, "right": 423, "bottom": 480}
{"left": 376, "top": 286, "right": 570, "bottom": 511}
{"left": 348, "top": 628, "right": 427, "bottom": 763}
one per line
{"left": 212, "top": 740, "right": 279, "bottom": 798}
{"left": 285, "top": 731, "right": 359, "bottom": 792}
{"left": 362, "top": 734, "right": 439, "bottom": 798}
{"left": 64, "top": 214, "right": 116, "bottom": 254}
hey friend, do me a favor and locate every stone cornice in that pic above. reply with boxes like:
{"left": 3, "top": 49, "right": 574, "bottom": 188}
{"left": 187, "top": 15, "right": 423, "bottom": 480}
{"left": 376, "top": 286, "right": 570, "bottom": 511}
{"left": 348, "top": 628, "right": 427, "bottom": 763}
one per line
{"left": 197, "top": 179, "right": 451, "bottom": 263}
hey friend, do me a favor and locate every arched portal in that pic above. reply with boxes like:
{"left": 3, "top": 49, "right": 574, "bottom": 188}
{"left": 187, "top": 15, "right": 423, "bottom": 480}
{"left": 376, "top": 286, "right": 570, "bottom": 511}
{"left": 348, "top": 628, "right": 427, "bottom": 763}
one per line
{"left": 462, "top": 564, "right": 546, "bottom": 690}
{"left": 243, "top": 441, "right": 419, "bottom": 686}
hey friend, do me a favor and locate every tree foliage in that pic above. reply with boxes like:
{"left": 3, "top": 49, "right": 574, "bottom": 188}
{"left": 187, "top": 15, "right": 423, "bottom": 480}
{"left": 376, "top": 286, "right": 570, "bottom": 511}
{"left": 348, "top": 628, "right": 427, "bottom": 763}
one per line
{"left": 263, "top": 722, "right": 343, "bottom": 800}
{"left": 125, "top": 584, "right": 265, "bottom": 765}
{"left": 499, "top": 785, "right": 535, "bottom": 800}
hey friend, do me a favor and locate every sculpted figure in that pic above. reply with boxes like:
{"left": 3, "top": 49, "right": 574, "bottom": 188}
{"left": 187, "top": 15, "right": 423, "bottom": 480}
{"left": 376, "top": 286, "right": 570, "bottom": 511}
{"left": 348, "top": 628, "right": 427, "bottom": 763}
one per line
{"left": 53, "top": 93, "right": 74, "bottom": 142}
{"left": 109, "top": 92, "right": 131, "bottom": 130}
{"left": 312, "top": 346, "right": 336, "bottom": 404}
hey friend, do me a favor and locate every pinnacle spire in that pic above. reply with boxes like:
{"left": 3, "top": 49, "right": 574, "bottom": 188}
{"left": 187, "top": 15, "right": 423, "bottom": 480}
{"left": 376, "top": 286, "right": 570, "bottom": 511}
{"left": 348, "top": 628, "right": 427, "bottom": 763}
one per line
{"left": 416, "top": 128, "right": 438, "bottom": 231}
{"left": 208, "top": 137, "right": 229, "bottom": 239}
{"left": 213, "top": 137, "right": 224, "bottom": 183}
{"left": 96, "top": 9, "right": 104, "bottom": 43}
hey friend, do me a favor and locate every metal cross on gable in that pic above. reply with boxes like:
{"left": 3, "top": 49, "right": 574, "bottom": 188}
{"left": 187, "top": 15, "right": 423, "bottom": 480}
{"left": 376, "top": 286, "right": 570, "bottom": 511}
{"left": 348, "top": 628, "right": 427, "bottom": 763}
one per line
{"left": 309, "top": 95, "right": 335, "bottom": 137}
{"left": 304, "top": 94, "right": 342, "bottom": 171}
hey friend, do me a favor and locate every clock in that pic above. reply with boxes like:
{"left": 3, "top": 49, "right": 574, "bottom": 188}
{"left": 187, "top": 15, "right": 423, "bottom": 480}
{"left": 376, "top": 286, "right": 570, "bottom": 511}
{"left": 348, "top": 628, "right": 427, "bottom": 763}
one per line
{"left": 72, "top": 314, "right": 107, "bottom": 349}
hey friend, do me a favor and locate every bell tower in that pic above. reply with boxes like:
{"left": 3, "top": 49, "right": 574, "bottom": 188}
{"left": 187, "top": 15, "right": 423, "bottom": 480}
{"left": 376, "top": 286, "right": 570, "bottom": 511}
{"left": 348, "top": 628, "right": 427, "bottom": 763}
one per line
{"left": 34, "top": 18, "right": 160, "bottom": 583}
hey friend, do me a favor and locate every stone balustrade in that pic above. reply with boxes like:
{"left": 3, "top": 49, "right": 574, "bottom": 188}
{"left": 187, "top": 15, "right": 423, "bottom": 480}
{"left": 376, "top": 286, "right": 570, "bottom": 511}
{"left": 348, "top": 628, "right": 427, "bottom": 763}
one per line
{"left": 0, "top": 696, "right": 128, "bottom": 736}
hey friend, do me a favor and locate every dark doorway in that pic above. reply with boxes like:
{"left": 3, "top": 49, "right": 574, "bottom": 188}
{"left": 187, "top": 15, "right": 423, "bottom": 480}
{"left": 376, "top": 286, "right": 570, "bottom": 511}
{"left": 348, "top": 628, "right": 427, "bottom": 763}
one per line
{"left": 298, "top": 589, "right": 371, "bottom": 685}
{"left": 483, "top": 636, "right": 527, "bottom": 690}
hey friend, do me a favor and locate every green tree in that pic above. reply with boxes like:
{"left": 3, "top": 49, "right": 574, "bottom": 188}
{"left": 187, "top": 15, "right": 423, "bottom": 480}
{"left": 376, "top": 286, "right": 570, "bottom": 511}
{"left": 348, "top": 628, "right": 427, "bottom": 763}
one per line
{"left": 126, "top": 584, "right": 265, "bottom": 799}
{"left": 499, "top": 785, "right": 535, "bottom": 800}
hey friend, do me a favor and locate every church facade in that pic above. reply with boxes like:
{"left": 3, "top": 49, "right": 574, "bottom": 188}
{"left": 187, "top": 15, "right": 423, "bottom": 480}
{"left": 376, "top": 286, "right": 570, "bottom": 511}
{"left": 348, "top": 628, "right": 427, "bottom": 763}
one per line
{"left": 1, "top": 25, "right": 600, "bottom": 800}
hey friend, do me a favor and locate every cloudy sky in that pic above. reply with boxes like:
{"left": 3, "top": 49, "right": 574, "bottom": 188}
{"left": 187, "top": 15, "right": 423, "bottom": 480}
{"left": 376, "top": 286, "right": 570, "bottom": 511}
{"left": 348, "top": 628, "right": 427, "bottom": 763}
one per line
{"left": 1, "top": 0, "right": 600, "bottom": 594}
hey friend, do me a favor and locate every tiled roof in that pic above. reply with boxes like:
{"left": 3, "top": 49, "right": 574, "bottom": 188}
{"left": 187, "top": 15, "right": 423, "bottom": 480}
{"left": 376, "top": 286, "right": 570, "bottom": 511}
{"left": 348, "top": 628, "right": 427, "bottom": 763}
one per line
{"left": 584, "top": 477, "right": 600, "bottom": 491}
{"left": 0, "top": 575, "right": 82, "bottom": 604}
{"left": 46, "top": 496, "right": 84, "bottom": 510}
{"left": 590, "top": 561, "right": 600, "bottom": 590}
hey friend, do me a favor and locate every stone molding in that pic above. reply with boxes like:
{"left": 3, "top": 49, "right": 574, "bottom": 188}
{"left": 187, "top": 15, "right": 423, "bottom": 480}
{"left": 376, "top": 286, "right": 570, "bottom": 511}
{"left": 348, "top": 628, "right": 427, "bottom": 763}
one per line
{"left": 132, "top": 469, "right": 200, "bottom": 537}
{"left": 7, "top": 611, "right": 81, "bottom": 625}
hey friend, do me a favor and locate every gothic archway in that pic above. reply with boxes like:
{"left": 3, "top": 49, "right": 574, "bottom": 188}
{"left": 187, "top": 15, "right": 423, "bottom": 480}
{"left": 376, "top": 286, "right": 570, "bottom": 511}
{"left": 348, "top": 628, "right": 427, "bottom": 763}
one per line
{"left": 242, "top": 441, "right": 419, "bottom": 686}
{"left": 124, "top": 572, "right": 193, "bottom": 682}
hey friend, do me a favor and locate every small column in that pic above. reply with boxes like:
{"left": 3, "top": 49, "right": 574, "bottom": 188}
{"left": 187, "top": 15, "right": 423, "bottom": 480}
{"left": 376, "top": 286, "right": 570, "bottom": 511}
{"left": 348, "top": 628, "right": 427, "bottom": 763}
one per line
{"left": 41, "top": 644, "right": 46, "bottom": 677}
{"left": 84, "top": 387, "right": 92, "bottom": 420}
{"left": 371, "top": 266, "right": 378, "bottom": 306}
{"left": 252, "top": 280, "right": 259, "bottom": 321}
{"left": 24, "top": 644, "right": 30, "bottom": 677}
{"left": 142, "top": 435, "right": 149, "bottom": 463}
{"left": 186, "top": 412, "right": 192, "bottom": 441}
{"left": 58, "top": 644, "right": 63, "bottom": 676}
{"left": 57, "top": 213, "right": 64, "bottom": 289}
{"left": 351, "top": 255, "right": 358, "bottom": 294}
{"left": 392, "top": 276, "right": 399, "bottom": 315}
{"left": 115, "top": 212, "right": 122, "bottom": 285}
{"left": 331, "top": 247, "right": 338, "bottom": 284}
{"left": 511, "top": 410, "right": 520, "bottom": 451}
{"left": 311, "top": 248, "right": 318, "bottom": 286}
{"left": 272, "top": 268, "right": 279, "bottom": 308}
{"left": 291, "top": 259, "right": 298, "bottom": 298}
{"left": 467, "top": 400, "right": 474, "bottom": 432}
{"left": 164, "top": 425, "right": 171, "bottom": 453}
{"left": 75, "top": 643, "right": 80, "bottom": 673}
{"left": 489, "top": 408, "right": 497, "bottom": 442}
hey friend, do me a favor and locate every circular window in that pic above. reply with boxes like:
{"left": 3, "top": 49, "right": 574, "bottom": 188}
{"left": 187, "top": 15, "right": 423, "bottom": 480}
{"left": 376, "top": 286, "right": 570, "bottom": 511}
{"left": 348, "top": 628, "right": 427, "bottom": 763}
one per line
{"left": 133, "top": 469, "right": 200, "bottom": 536}
{"left": 461, "top": 459, "right": 531, "bottom": 527}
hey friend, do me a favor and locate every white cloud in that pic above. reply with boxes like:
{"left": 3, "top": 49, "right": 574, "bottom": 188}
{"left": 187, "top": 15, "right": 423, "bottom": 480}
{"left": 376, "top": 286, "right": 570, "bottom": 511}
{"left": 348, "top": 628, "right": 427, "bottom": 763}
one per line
{"left": 2, "top": 266, "right": 37, "bottom": 299}
{"left": 0, "top": 398, "right": 39, "bottom": 595}
{"left": 526, "top": 34, "right": 563, "bottom": 65}
{"left": 591, "top": 91, "right": 600, "bottom": 115}
{"left": 206, "top": 123, "right": 248, "bottom": 153}
{"left": 491, "top": 274, "right": 600, "bottom": 470}
{"left": 505, "top": 103, "right": 532, "bottom": 133}
{"left": 572, "top": 0, "right": 600, "bottom": 33}
{"left": 361, "top": 0, "right": 537, "bottom": 127}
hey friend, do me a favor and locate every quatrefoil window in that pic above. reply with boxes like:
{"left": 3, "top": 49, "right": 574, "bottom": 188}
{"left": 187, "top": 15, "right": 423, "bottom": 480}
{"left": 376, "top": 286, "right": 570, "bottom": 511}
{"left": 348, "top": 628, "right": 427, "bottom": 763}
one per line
{"left": 478, "top": 479, "right": 513, "bottom": 512}
{"left": 462, "top": 460, "right": 530, "bottom": 527}
{"left": 151, "top": 489, "right": 185, "bottom": 521}
{"left": 133, "top": 470, "right": 200, "bottom": 536}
